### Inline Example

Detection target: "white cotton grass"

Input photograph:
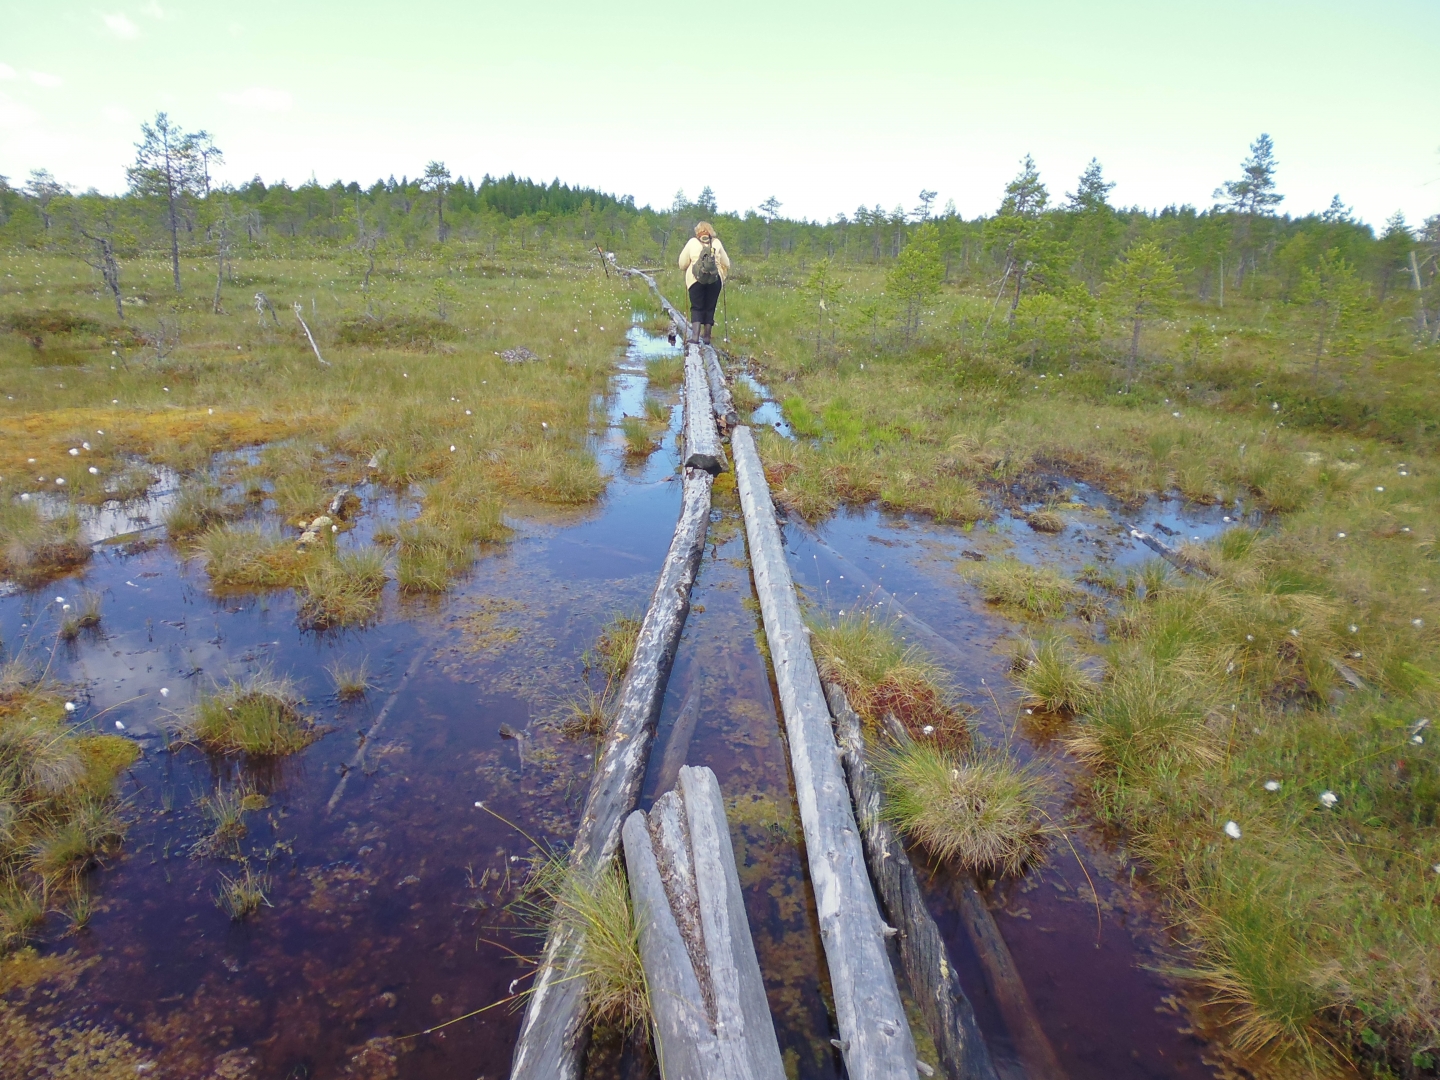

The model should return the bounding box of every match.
[159,687,170,698]
[1264,780,1281,791]
[1319,791,1338,808]
[1224,821,1242,839]
[64,701,76,712]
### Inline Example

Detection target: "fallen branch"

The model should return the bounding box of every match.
[293,302,331,366]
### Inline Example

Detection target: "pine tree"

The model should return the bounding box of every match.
[1104,240,1180,365]
[1294,248,1366,375]
[886,222,943,343]
[127,113,208,293]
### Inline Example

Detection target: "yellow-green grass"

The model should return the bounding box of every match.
[186,671,317,757]
[297,548,387,629]
[326,658,372,700]
[215,865,271,921]
[1013,634,1098,715]
[0,502,88,586]
[0,661,136,952]
[808,611,969,745]
[526,856,649,1035]
[1068,522,1440,1071]
[964,557,1085,619]
[0,249,634,586]
[878,741,1050,876]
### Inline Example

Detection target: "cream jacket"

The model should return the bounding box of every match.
[678,235,731,289]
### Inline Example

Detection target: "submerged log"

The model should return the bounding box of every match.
[621,765,786,1080]
[731,424,919,1080]
[701,344,739,430]
[823,682,998,1080]
[954,882,1066,1080]
[652,677,703,798]
[684,345,728,474]
[509,467,714,1080]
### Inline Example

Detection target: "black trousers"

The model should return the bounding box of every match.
[688,279,722,324]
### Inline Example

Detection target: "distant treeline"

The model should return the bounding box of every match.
[0,117,1435,322]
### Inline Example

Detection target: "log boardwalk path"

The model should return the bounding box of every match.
[510,275,1003,1080]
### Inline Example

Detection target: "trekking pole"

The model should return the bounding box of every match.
[723,284,729,345]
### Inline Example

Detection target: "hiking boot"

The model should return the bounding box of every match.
[701,323,713,345]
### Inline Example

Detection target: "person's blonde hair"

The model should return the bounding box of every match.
[694,221,715,239]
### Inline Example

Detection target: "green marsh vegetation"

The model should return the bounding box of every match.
[810,614,1050,874]
[182,670,316,757]
[0,661,136,951]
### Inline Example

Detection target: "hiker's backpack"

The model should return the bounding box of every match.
[694,237,721,284]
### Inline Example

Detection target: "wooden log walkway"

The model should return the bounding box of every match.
[622,765,786,1080]
[731,424,921,1080]
[509,333,723,1079]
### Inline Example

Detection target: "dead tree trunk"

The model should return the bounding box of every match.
[621,765,786,1080]
[824,683,998,1080]
[731,424,919,1080]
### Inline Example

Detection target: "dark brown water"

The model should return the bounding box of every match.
[2,321,1236,1079]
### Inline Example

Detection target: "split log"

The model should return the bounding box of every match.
[823,682,998,1080]
[510,468,714,1080]
[730,424,919,1080]
[684,345,728,474]
[624,267,690,337]
[701,344,739,429]
[621,765,786,1080]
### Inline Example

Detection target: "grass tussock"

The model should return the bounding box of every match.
[0,503,89,586]
[326,658,372,700]
[527,856,649,1034]
[964,556,1084,619]
[165,484,241,539]
[215,865,271,921]
[879,741,1050,876]
[198,524,316,588]
[620,416,659,457]
[564,614,641,739]
[0,661,135,952]
[1014,635,1098,715]
[297,548,387,629]
[186,671,317,757]
[809,611,969,746]
[645,355,683,389]
[58,592,103,642]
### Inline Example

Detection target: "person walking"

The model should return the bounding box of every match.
[677,221,730,346]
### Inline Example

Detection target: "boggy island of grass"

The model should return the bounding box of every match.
[1,99,1438,1080]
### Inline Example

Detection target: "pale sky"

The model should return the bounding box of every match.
[2,0,1437,228]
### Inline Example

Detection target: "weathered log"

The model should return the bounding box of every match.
[510,468,714,1080]
[701,344,739,429]
[823,682,998,1080]
[684,345,728,474]
[622,766,786,1080]
[631,269,689,335]
[730,424,919,1080]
